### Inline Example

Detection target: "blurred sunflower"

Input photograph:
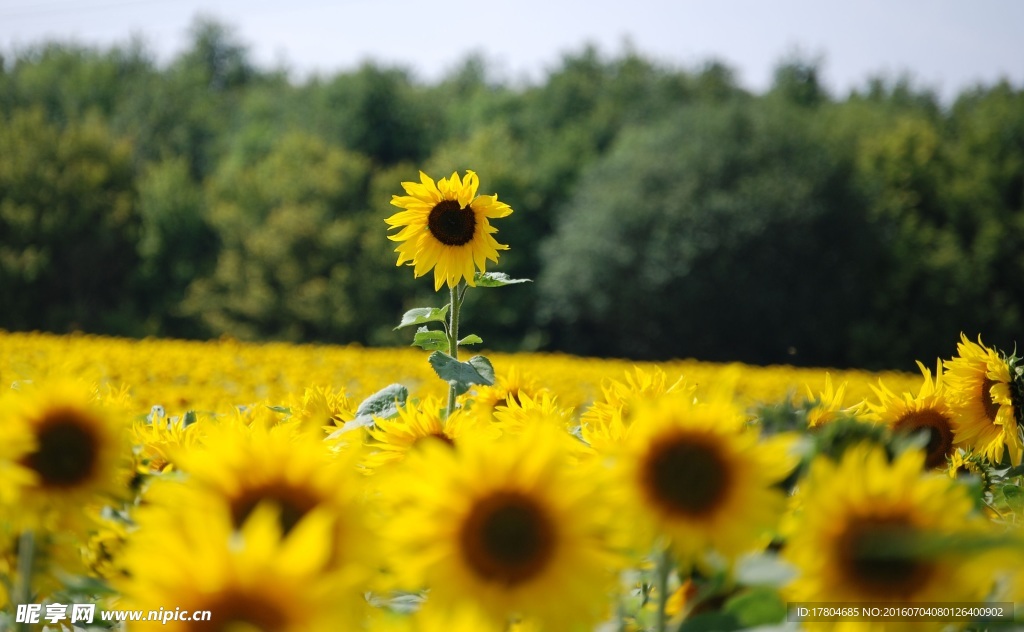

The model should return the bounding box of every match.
[122,502,360,631]
[865,361,955,469]
[783,445,992,617]
[804,373,861,428]
[368,605,507,632]
[581,367,692,452]
[152,423,372,577]
[470,366,545,421]
[615,395,796,561]
[0,382,129,530]
[385,427,623,631]
[286,384,356,437]
[364,396,495,470]
[131,414,203,476]
[492,391,575,435]
[386,170,513,291]
[944,334,1020,465]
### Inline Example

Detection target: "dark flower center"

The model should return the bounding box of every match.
[427,200,476,246]
[22,409,100,489]
[837,516,933,599]
[981,378,1000,422]
[413,432,456,450]
[459,491,556,586]
[893,409,954,469]
[642,432,731,518]
[231,483,322,535]
[196,589,290,632]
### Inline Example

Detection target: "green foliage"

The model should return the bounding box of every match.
[308,63,440,166]
[427,352,495,396]
[539,100,881,366]
[394,306,450,330]
[354,383,408,423]
[0,108,139,333]
[412,327,449,352]
[473,272,532,287]
[1,23,1022,369]
[181,132,373,341]
[134,157,217,336]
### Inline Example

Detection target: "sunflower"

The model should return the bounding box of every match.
[364,396,495,470]
[944,334,1021,465]
[131,413,203,476]
[0,381,129,530]
[614,394,796,561]
[286,384,356,437]
[470,366,546,422]
[783,445,992,628]
[864,361,955,469]
[384,427,623,631]
[804,373,861,428]
[121,502,360,631]
[150,422,374,581]
[387,170,513,291]
[491,391,576,435]
[581,367,692,452]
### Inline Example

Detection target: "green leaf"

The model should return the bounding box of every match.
[676,612,742,632]
[182,410,198,427]
[412,327,450,352]
[1003,484,1024,512]
[328,384,408,439]
[394,305,449,330]
[473,271,533,287]
[428,352,495,394]
[266,405,291,415]
[57,573,116,596]
[1002,464,1024,478]
[723,587,787,627]
[355,383,408,420]
[458,334,483,346]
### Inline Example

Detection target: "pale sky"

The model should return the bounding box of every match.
[1,0,1022,100]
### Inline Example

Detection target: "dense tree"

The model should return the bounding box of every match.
[181,132,373,342]
[539,101,882,366]
[1,23,1022,368]
[0,109,138,333]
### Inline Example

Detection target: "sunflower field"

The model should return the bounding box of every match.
[3,168,1024,632]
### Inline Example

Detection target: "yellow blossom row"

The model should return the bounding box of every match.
[0,330,919,420]
[2,328,1024,631]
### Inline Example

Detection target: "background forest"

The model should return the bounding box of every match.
[1,19,1022,370]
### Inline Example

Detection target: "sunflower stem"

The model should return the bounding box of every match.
[655,546,672,632]
[445,281,463,417]
[15,531,35,632]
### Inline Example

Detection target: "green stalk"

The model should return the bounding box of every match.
[16,531,35,632]
[445,282,463,418]
[655,546,672,632]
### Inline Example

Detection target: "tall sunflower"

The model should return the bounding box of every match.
[614,394,796,561]
[384,427,623,631]
[121,502,360,631]
[944,334,1021,465]
[387,170,513,291]
[783,445,992,617]
[0,382,129,531]
[865,361,955,469]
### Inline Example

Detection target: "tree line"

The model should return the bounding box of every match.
[1,18,1021,370]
